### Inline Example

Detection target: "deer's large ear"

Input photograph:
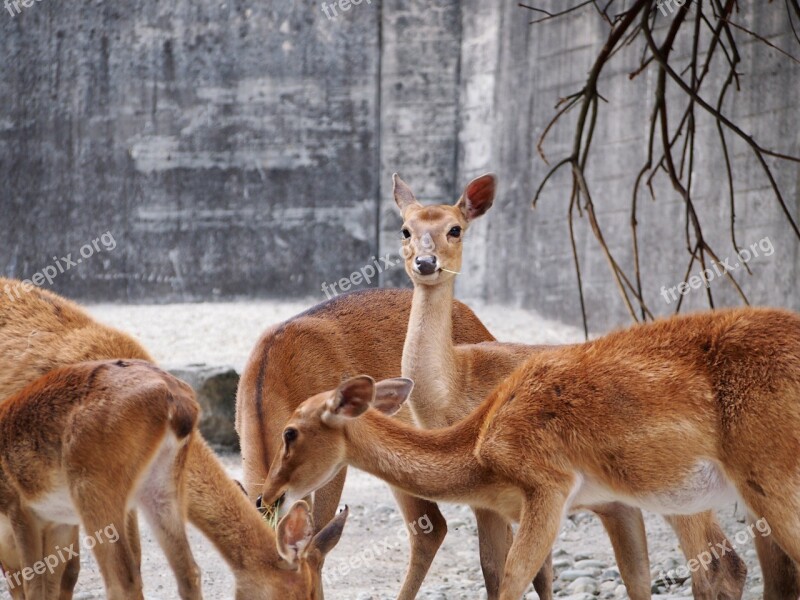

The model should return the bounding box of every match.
[393,173,420,214]
[310,505,349,557]
[456,173,496,221]
[277,500,315,565]
[373,378,414,416]
[323,375,376,426]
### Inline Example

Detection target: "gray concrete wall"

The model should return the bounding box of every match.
[1,1,798,329]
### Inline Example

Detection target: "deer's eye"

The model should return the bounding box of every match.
[448,226,462,238]
[283,428,298,445]
[401,228,411,239]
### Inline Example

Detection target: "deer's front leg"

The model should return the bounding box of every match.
[665,512,747,600]
[474,507,554,600]
[390,488,447,600]
[500,489,567,600]
[8,505,47,599]
[592,502,651,600]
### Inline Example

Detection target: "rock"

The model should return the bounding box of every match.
[168,364,240,448]
[750,585,764,595]
[560,569,601,581]
[558,594,595,600]
[614,584,628,597]
[575,559,606,570]
[600,581,618,593]
[554,557,574,569]
[525,592,540,600]
[601,567,620,581]
[568,577,598,595]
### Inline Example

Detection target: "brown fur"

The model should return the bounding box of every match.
[0,278,347,599]
[263,306,800,600]
[0,360,201,600]
[392,176,756,600]
[235,287,495,599]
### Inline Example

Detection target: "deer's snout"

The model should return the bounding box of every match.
[414,255,438,275]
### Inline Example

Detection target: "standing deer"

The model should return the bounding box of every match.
[262,306,800,600]
[390,172,772,600]
[0,279,348,599]
[236,288,505,599]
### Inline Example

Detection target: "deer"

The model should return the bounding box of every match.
[261,305,800,600]
[236,287,510,599]
[389,172,772,600]
[0,279,348,599]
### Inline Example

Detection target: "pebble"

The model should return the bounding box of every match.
[601,567,620,581]
[568,576,598,595]
[614,584,628,597]
[574,559,606,570]
[554,557,574,569]
[600,580,618,593]
[750,585,764,595]
[558,593,595,600]
[560,568,601,581]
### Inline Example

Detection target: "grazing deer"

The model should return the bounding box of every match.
[0,359,202,600]
[262,306,800,600]
[236,288,502,599]
[0,279,348,599]
[390,173,767,600]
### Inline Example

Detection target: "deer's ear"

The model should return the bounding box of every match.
[456,173,496,221]
[323,376,375,425]
[393,173,420,214]
[310,505,349,557]
[373,378,414,416]
[277,500,314,564]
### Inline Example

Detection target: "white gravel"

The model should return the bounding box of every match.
[1,298,764,599]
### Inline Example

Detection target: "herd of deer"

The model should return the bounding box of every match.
[0,174,799,600]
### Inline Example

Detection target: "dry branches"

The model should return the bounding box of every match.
[523,0,800,335]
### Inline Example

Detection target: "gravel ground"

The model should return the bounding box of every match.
[1,298,767,599]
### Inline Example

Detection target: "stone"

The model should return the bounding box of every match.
[560,569,601,581]
[168,364,240,448]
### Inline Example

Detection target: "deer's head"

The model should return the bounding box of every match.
[393,173,496,285]
[261,376,414,511]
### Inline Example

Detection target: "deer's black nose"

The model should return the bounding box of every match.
[415,256,438,275]
[256,494,263,509]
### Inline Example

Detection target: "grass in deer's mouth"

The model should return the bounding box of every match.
[259,495,284,529]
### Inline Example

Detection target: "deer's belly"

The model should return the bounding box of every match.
[29,484,81,525]
[571,460,737,515]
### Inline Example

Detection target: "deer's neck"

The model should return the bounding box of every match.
[185,436,281,575]
[344,408,488,502]
[402,280,460,420]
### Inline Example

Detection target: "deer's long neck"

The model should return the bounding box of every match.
[185,436,280,574]
[344,407,488,502]
[402,280,459,419]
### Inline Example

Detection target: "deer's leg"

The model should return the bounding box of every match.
[499,489,566,600]
[473,508,553,600]
[139,493,201,599]
[0,515,26,600]
[81,513,143,600]
[43,524,79,600]
[126,511,141,573]
[664,512,747,600]
[752,514,800,600]
[390,488,447,600]
[592,502,651,600]
[8,506,47,599]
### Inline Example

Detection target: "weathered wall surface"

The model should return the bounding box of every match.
[1,1,381,301]
[1,2,798,329]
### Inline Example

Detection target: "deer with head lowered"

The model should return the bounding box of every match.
[262,306,800,600]
[236,287,502,599]
[0,280,348,599]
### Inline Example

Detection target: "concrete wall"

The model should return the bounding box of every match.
[1,1,798,329]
